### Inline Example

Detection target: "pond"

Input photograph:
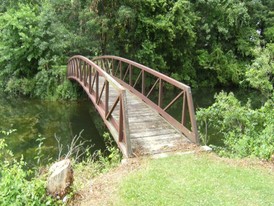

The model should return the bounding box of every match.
[0,92,107,166]
[0,87,263,164]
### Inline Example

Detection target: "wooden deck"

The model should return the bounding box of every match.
[99,77,190,155]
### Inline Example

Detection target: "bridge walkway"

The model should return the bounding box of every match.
[97,76,190,155]
[67,55,198,157]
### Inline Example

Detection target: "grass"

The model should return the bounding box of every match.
[117,154,274,206]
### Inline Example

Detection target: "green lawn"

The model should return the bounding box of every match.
[117,154,274,206]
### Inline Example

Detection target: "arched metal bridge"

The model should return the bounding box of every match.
[67,55,199,157]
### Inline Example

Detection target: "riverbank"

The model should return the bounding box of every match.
[70,151,274,205]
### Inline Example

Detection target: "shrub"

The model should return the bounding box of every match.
[33,66,77,100]
[0,138,56,205]
[196,92,274,160]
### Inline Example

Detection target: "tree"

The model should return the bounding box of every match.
[245,43,274,97]
[194,0,257,86]
[0,2,73,97]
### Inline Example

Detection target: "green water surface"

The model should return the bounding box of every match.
[0,92,106,165]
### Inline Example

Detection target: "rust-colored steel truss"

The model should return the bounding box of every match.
[68,55,199,157]
[93,56,199,144]
[67,55,132,157]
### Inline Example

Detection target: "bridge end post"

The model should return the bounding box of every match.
[120,90,133,157]
[186,88,200,144]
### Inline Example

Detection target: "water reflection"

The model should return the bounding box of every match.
[0,93,106,165]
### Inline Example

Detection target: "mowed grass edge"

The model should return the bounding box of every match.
[116,154,274,206]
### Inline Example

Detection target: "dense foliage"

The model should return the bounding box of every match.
[0,0,273,158]
[0,129,121,205]
[197,43,273,159]
[197,92,273,159]
[0,137,55,205]
[0,0,273,94]
[0,1,76,99]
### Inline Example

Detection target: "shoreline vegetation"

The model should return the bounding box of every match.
[0,0,273,205]
[1,133,273,205]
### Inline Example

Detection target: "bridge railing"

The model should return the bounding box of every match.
[67,55,132,157]
[93,56,199,144]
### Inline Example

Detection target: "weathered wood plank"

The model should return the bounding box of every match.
[130,129,180,138]
[92,75,189,155]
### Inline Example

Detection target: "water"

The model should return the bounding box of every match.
[0,87,263,164]
[0,92,107,165]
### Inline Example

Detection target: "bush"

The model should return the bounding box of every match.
[0,138,56,205]
[197,92,274,160]
[33,66,77,100]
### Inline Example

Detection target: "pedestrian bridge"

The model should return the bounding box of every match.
[67,55,199,157]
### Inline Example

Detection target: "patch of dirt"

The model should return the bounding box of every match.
[173,140,201,152]
[70,158,146,206]
[132,140,200,157]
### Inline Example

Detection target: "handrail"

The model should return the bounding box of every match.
[93,55,199,144]
[67,55,132,157]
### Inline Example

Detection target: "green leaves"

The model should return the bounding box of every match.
[0,0,273,98]
[245,43,274,96]
[197,92,274,160]
[0,139,54,205]
[0,1,75,99]
[0,4,39,76]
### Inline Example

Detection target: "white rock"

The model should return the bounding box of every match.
[121,158,128,164]
[47,159,73,198]
[201,145,212,152]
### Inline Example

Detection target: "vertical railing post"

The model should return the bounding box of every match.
[96,71,99,103]
[118,95,124,142]
[77,59,79,79]
[142,70,145,95]
[129,65,132,86]
[75,60,78,77]
[186,88,199,144]
[158,78,163,108]
[84,62,87,86]
[105,81,109,118]
[72,60,74,76]
[119,90,132,157]
[102,59,106,71]
[111,58,114,76]
[76,59,79,78]
[80,61,83,81]
[79,60,81,80]
[89,65,92,93]
[119,61,122,80]
[182,91,186,126]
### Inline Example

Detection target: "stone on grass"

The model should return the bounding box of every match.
[47,159,73,199]
[121,158,128,164]
[201,145,212,152]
